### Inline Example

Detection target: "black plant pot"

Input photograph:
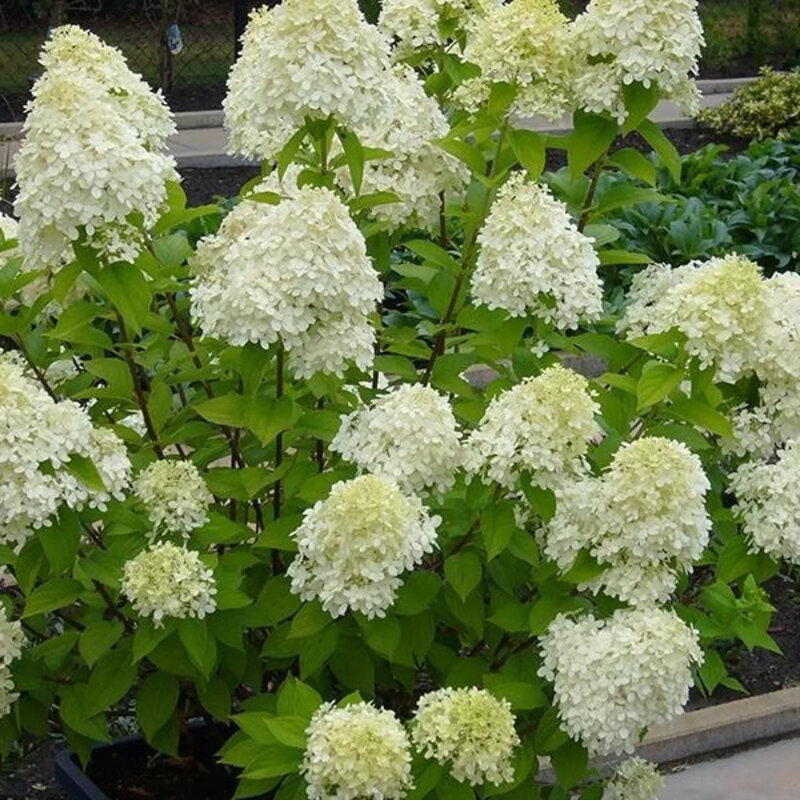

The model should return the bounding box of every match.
[55,721,237,800]
[56,732,146,800]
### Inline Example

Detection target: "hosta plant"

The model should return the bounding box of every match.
[0,2,795,799]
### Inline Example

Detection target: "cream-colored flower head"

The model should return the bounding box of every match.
[455,0,576,120]
[0,666,19,720]
[0,606,25,668]
[302,702,414,800]
[134,460,213,539]
[605,758,665,800]
[190,186,382,379]
[13,25,176,269]
[0,352,130,548]
[539,607,703,756]
[224,0,393,161]
[336,64,469,231]
[731,440,800,564]
[620,256,766,383]
[545,437,711,605]
[411,687,519,786]
[379,0,500,54]
[571,0,704,122]
[465,365,601,491]
[331,384,463,495]
[287,474,439,618]
[471,173,602,330]
[121,542,217,627]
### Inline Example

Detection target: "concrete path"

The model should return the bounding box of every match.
[0,76,749,171]
[661,737,800,799]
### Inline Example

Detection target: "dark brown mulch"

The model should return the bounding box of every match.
[0,740,66,799]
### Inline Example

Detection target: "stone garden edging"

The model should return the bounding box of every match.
[639,686,800,765]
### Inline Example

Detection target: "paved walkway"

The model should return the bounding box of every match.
[0,77,748,172]
[661,737,800,799]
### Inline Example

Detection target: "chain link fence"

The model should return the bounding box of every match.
[1,0,799,118]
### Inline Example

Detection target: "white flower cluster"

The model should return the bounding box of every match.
[303,702,413,800]
[0,606,26,720]
[604,758,665,800]
[622,260,800,456]
[287,475,439,618]
[411,687,519,786]
[133,460,213,539]
[331,384,463,495]
[571,0,704,122]
[731,441,800,564]
[224,0,393,162]
[13,25,176,269]
[545,437,711,605]
[190,186,382,379]
[465,365,601,491]
[379,0,497,53]
[121,542,217,627]
[471,174,603,330]
[620,256,766,383]
[539,607,703,756]
[0,353,130,548]
[456,0,576,120]
[337,65,469,231]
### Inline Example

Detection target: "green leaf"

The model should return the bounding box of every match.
[358,615,401,659]
[481,501,516,561]
[436,137,487,175]
[509,129,546,179]
[262,716,308,749]
[194,394,249,427]
[551,740,589,791]
[247,396,294,447]
[338,130,364,195]
[568,111,618,177]
[289,601,332,639]
[79,621,124,667]
[278,125,308,179]
[405,240,460,272]
[64,453,106,493]
[137,672,180,741]
[177,618,217,680]
[23,579,83,618]
[276,676,323,719]
[60,687,110,743]
[444,552,482,602]
[593,185,665,217]
[132,618,173,662]
[394,572,442,616]
[482,674,546,711]
[598,249,652,266]
[607,148,656,186]
[86,650,137,717]
[638,119,682,183]
[96,263,151,337]
[198,675,232,721]
[152,232,193,270]
[636,361,683,410]
[668,398,733,438]
[241,746,302,780]
[622,81,661,134]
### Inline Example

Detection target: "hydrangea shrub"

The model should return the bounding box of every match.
[0,3,793,798]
